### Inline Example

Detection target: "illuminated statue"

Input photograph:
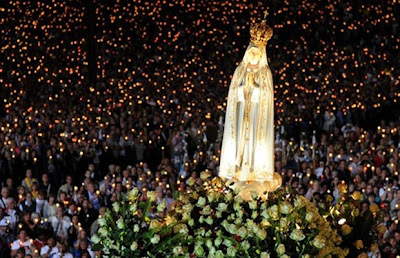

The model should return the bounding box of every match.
[219,13,281,197]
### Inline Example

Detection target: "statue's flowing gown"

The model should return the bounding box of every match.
[219,43,274,181]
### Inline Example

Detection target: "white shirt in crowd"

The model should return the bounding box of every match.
[40,245,58,257]
[4,209,19,229]
[11,239,31,254]
[50,252,74,258]
[51,216,71,239]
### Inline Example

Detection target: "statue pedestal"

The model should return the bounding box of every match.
[225,172,282,201]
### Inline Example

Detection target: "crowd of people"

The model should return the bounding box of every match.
[0,0,399,257]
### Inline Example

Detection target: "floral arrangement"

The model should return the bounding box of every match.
[93,172,349,257]
[91,188,179,257]
[320,182,380,258]
[163,173,347,257]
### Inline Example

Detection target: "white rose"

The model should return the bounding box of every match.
[91,234,100,244]
[209,246,216,255]
[227,246,237,257]
[130,241,138,251]
[260,202,267,210]
[261,209,269,219]
[182,212,191,221]
[130,203,138,212]
[234,195,243,203]
[221,220,229,230]
[133,224,140,233]
[268,205,279,220]
[215,250,224,258]
[260,219,270,227]
[150,234,160,244]
[252,224,260,235]
[199,216,205,224]
[179,225,189,235]
[276,244,285,255]
[246,219,255,228]
[217,203,228,212]
[241,240,250,250]
[227,224,238,234]
[260,252,270,258]
[98,227,107,236]
[223,239,233,247]
[116,218,124,229]
[173,246,183,255]
[112,202,120,213]
[207,191,218,203]
[289,228,305,241]
[206,239,213,248]
[313,235,326,249]
[202,205,212,215]
[237,226,248,238]
[196,197,206,207]
[128,188,139,200]
[147,191,157,202]
[249,200,257,210]
[280,201,293,214]
[194,245,205,257]
[182,203,193,213]
[280,217,289,229]
[234,217,242,225]
[256,229,267,240]
[149,220,161,230]
[236,210,244,219]
[205,216,213,225]
[98,217,106,226]
[305,212,314,222]
[215,237,222,247]
[233,202,241,212]
[157,201,166,212]
[188,219,195,227]
[196,227,206,236]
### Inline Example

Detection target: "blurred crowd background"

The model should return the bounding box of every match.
[0,0,399,257]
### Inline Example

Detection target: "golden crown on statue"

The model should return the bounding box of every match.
[250,10,273,46]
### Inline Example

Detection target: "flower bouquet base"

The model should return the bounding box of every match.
[164,176,347,257]
[93,174,380,257]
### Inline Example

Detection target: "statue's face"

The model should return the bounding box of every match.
[248,47,262,66]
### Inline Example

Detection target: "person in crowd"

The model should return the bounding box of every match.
[19,192,36,215]
[10,229,31,257]
[40,235,58,258]
[0,218,14,256]
[0,187,9,210]
[50,207,71,242]
[21,170,38,192]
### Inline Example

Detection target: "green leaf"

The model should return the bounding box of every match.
[92,243,102,251]
[138,202,148,210]
[141,228,157,240]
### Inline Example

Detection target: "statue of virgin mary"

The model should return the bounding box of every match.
[219,15,281,195]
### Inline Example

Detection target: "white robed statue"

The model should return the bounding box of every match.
[219,13,281,197]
